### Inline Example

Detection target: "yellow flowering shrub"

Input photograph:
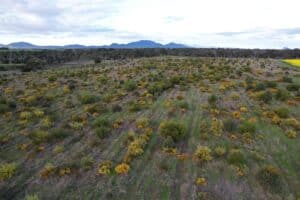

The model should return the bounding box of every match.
[98,161,112,175]
[196,177,207,186]
[40,163,56,179]
[240,107,248,113]
[286,130,297,139]
[214,146,226,157]
[115,163,130,175]
[210,118,223,136]
[194,145,212,162]
[0,163,17,180]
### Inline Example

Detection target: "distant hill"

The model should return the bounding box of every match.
[2,40,189,49]
[8,42,38,49]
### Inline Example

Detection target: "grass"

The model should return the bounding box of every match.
[0,57,299,199]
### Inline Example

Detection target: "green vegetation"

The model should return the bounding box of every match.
[0,56,299,199]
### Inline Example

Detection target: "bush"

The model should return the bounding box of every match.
[128,101,142,112]
[25,194,39,200]
[95,127,111,139]
[92,116,112,138]
[258,91,272,103]
[214,146,226,157]
[80,156,94,170]
[79,92,97,104]
[275,89,290,101]
[255,82,266,91]
[159,120,186,142]
[223,118,238,132]
[286,84,299,91]
[93,117,111,128]
[282,76,293,83]
[227,149,247,166]
[112,104,122,112]
[0,103,9,114]
[115,163,130,175]
[50,128,71,141]
[175,101,189,110]
[98,161,112,175]
[0,163,17,180]
[29,130,50,144]
[48,75,57,82]
[208,94,217,105]
[265,81,277,88]
[163,136,176,148]
[239,121,256,134]
[124,80,137,91]
[257,165,283,193]
[25,194,40,200]
[274,107,289,118]
[194,145,212,162]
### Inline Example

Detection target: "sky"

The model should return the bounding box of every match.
[0,0,300,49]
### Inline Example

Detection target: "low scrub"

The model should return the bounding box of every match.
[194,145,212,162]
[159,120,187,142]
[257,165,283,193]
[0,163,17,180]
[227,149,247,166]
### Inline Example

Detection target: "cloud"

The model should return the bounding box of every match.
[0,0,300,48]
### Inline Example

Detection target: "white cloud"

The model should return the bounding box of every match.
[0,0,300,48]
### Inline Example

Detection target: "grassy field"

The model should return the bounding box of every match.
[283,59,300,67]
[0,57,299,200]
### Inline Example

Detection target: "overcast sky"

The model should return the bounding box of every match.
[1,0,300,48]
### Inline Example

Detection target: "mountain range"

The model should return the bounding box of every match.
[0,40,189,49]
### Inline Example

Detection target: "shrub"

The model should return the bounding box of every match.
[0,163,17,180]
[29,130,50,144]
[40,163,56,178]
[53,145,64,154]
[0,103,9,114]
[275,89,290,101]
[25,194,40,200]
[208,94,217,105]
[257,165,283,193]
[92,117,110,128]
[80,156,94,170]
[274,107,289,118]
[159,120,186,142]
[265,81,277,88]
[124,80,137,91]
[48,75,57,82]
[95,127,111,139]
[136,117,150,129]
[239,121,256,134]
[286,84,299,91]
[223,118,238,132]
[128,101,142,112]
[115,163,130,175]
[282,76,293,83]
[196,177,207,186]
[98,161,112,175]
[112,104,122,112]
[286,129,297,139]
[210,118,224,136]
[214,146,226,157]
[20,111,32,120]
[79,92,97,104]
[194,145,212,162]
[258,91,272,103]
[175,101,189,110]
[227,149,246,166]
[163,136,175,148]
[255,82,266,91]
[50,128,70,141]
